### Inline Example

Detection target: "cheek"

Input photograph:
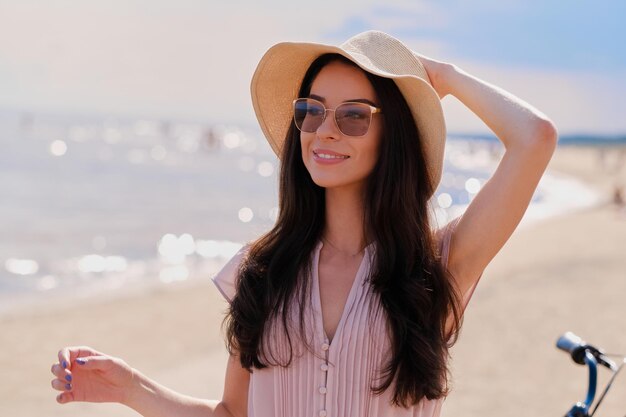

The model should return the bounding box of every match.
[363,131,383,168]
[350,141,380,182]
[299,133,311,157]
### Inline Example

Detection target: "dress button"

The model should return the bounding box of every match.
[319,410,327,417]
[319,386,327,394]
[321,343,330,351]
[320,363,329,371]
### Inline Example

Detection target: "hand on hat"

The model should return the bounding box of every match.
[413,52,454,100]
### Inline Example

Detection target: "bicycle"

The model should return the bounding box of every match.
[557,332,626,417]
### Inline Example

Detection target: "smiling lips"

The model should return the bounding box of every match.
[313,149,350,164]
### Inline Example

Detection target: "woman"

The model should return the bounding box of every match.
[50,31,557,417]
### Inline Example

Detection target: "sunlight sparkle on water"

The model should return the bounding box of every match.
[257,161,274,177]
[5,258,39,275]
[223,132,241,149]
[465,178,482,194]
[49,140,67,156]
[158,233,196,264]
[37,275,59,291]
[437,193,453,209]
[238,207,254,223]
[77,255,128,273]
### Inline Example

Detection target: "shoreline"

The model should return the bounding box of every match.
[1,143,625,416]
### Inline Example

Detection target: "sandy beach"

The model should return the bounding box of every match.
[1,144,625,417]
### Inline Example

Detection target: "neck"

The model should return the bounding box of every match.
[322,185,369,256]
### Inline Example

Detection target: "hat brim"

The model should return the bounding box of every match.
[250,40,446,191]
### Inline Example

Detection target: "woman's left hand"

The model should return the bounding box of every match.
[413,52,454,100]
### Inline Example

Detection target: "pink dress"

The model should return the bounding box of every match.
[212,219,480,417]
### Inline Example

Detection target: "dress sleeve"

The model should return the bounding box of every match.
[438,216,482,312]
[211,244,250,303]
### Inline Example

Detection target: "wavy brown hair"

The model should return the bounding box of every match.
[224,53,462,407]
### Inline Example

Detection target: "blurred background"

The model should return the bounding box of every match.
[1,1,625,416]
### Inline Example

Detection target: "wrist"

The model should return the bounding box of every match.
[442,63,470,99]
[122,368,149,409]
[432,62,457,99]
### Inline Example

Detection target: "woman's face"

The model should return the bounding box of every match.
[299,61,383,192]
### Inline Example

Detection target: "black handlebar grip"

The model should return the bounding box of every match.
[557,332,587,365]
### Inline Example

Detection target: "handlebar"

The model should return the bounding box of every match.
[557,332,588,364]
[557,332,616,370]
[556,332,622,417]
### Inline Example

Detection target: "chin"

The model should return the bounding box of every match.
[308,173,364,190]
[309,175,340,188]
[304,162,369,190]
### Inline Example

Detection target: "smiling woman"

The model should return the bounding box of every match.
[50,30,557,417]
[299,60,384,191]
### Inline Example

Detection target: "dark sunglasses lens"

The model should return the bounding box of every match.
[294,99,324,132]
[335,103,371,136]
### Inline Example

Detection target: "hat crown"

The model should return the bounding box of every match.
[340,30,431,86]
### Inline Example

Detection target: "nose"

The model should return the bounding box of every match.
[315,109,340,141]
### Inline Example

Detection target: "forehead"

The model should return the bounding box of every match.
[309,61,378,103]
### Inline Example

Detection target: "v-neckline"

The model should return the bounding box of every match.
[312,240,372,347]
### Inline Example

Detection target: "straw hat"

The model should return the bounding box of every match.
[250,30,446,192]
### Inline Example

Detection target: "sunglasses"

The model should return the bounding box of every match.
[292,98,382,137]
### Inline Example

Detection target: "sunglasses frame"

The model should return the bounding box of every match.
[292,98,382,137]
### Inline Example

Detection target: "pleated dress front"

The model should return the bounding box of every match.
[212,221,478,417]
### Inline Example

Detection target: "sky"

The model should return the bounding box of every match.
[0,0,624,134]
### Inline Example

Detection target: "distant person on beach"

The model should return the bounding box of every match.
[203,127,220,152]
[597,147,626,175]
[614,184,624,205]
[613,184,625,218]
[51,31,558,416]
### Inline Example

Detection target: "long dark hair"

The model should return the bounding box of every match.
[224,53,462,407]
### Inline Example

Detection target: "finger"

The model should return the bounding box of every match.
[56,391,75,404]
[72,355,114,371]
[50,363,72,380]
[58,346,103,370]
[51,378,73,392]
[57,349,70,371]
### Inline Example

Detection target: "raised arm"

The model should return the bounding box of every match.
[51,347,249,417]
[418,53,558,296]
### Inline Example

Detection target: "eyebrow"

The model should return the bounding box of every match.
[309,94,378,107]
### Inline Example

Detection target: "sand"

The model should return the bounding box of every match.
[1,144,625,417]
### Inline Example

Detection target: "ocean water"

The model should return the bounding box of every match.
[0,110,605,314]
